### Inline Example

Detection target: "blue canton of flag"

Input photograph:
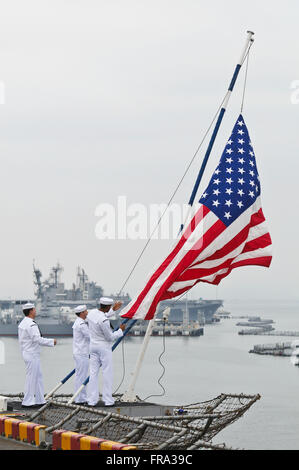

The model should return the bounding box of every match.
[199,114,260,226]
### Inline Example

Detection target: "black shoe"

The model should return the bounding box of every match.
[104,404,115,407]
[22,403,46,409]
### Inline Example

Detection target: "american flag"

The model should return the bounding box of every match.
[121,115,272,321]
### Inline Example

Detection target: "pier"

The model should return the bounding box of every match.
[239,329,299,337]
[238,325,274,335]
[262,331,299,337]
[249,342,293,356]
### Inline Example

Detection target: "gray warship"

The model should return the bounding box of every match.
[0,262,223,337]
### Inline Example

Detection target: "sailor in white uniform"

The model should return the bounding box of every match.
[72,305,90,404]
[18,303,57,408]
[87,297,125,407]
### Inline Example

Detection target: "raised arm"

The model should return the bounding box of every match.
[99,319,124,342]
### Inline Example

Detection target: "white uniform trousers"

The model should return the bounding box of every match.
[88,345,114,406]
[73,354,89,403]
[22,353,45,406]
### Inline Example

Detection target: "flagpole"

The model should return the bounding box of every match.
[116,31,255,348]
[118,31,255,402]
[65,31,255,405]
[120,318,156,402]
[45,369,76,400]
[179,31,254,235]
[187,30,254,209]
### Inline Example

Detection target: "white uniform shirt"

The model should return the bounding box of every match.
[18,316,54,355]
[87,308,123,347]
[72,317,90,356]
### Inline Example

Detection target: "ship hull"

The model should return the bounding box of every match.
[0,297,222,337]
[0,323,204,338]
[0,323,73,337]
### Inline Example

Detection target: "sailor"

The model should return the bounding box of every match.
[18,303,57,408]
[72,305,90,404]
[87,297,125,407]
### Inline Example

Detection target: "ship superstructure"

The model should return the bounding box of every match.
[0,263,223,336]
[33,262,106,313]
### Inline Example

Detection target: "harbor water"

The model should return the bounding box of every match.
[0,299,298,450]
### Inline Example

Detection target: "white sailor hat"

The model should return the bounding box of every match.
[74,305,87,314]
[99,297,113,306]
[22,302,35,311]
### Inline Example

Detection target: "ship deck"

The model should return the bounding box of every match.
[0,392,260,450]
[0,435,39,450]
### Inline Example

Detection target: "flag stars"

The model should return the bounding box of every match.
[225,200,233,207]
[201,116,261,224]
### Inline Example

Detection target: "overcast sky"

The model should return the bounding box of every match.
[0,0,298,302]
